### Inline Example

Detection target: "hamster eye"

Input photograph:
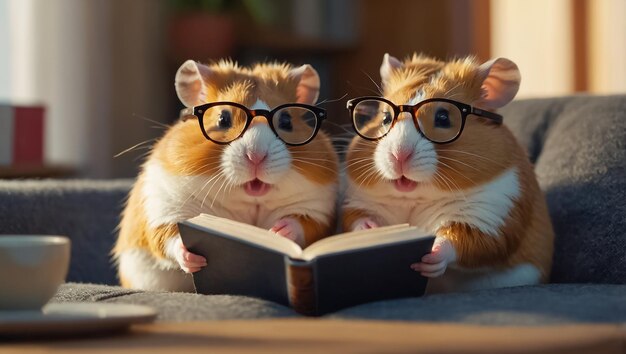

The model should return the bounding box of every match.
[434,108,451,128]
[278,112,293,132]
[217,110,232,129]
[382,111,393,125]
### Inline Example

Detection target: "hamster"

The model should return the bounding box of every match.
[342,53,554,293]
[113,60,338,292]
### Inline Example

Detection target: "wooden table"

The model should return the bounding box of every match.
[3,319,625,354]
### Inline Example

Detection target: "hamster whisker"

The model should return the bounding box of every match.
[316,92,348,106]
[114,138,157,158]
[343,158,376,170]
[436,149,508,168]
[443,82,463,98]
[290,158,337,173]
[436,160,477,187]
[339,148,376,155]
[361,167,382,187]
[178,166,224,208]
[346,80,381,96]
[361,70,384,96]
[210,175,232,208]
[343,163,376,177]
[288,156,335,163]
[289,152,336,157]
[438,156,482,173]
[133,150,154,163]
[200,171,227,210]
[433,170,468,203]
[179,160,223,174]
[178,160,222,177]
[132,113,171,130]
[341,146,377,152]
[324,122,356,135]
[355,167,380,189]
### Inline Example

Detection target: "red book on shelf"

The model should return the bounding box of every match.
[12,106,45,165]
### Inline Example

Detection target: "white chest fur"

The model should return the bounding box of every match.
[141,159,337,230]
[344,167,521,236]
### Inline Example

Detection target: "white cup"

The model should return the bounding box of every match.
[0,235,70,311]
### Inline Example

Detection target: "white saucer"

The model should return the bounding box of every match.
[0,302,157,338]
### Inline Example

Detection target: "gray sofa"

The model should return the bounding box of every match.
[1,95,625,325]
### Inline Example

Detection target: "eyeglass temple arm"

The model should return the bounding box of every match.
[179,107,196,121]
[471,107,503,124]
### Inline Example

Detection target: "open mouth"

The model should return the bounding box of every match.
[244,178,271,197]
[394,176,418,192]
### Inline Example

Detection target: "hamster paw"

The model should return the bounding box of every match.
[171,236,207,273]
[352,217,379,231]
[270,218,305,247]
[410,237,457,278]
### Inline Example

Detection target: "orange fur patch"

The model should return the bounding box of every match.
[341,208,376,233]
[287,214,334,247]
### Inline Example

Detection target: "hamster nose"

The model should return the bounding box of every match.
[392,149,413,164]
[392,149,413,173]
[247,151,268,165]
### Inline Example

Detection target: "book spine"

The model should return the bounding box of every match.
[286,259,317,316]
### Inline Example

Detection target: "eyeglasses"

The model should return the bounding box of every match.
[347,96,503,144]
[180,102,326,146]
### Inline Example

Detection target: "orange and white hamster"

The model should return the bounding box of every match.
[114,60,338,291]
[342,54,554,293]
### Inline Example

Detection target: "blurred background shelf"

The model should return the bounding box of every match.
[1,0,622,178]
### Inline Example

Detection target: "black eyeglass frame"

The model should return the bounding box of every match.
[180,102,327,146]
[346,96,503,144]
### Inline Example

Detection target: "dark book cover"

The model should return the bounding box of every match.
[179,222,290,306]
[179,220,435,316]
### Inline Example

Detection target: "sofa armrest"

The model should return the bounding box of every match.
[501,95,626,284]
[0,179,132,285]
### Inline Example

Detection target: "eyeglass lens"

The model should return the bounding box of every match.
[271,106,318,145]
[352,99,395,139]
[352,99,463,143]
[201,104,248,143]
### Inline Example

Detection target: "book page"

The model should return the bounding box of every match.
[301,225,431,261]
[185,214,303,258]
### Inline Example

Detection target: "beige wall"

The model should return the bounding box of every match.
[491,0,626,97]
[490,0,574,98]
[6,0,169,178]
[588,0,626,93]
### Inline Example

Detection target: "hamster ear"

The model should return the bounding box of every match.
[289,64,320,104]
[476,58,521,109]
[175,60,213,107]
[380,53,403,88]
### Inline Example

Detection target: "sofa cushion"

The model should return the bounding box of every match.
[0,179,132,285]
[52,283,626,324]
[332,283,626,325]
[501,95,626,284]
[52,283,298,321]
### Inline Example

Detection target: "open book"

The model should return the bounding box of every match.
[179,214,435,316]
